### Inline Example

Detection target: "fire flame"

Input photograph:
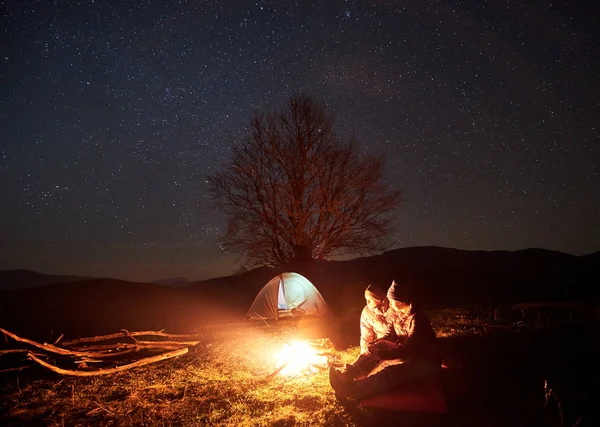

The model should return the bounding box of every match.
[275,340,328,377]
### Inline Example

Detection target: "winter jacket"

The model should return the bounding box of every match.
[378,305,441,365]
[359,305,391,354]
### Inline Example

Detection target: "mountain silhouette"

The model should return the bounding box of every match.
[151,277,190,287]
[0,269,94,291]
[0,247,598,339]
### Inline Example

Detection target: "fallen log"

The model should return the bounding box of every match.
[27,347,188,376]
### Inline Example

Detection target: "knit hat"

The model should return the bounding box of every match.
[386,279,410,303]
[364,284,386,301]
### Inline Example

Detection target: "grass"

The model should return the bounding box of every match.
[2,324,362,426]
[1,306,596,426]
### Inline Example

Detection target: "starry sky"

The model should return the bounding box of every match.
[1,0,599,282]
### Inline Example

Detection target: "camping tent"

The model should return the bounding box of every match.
[245,272,331,320]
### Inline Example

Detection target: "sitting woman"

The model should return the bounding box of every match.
[344,283,391,379]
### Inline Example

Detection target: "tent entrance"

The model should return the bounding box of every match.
[277,280,296,318]
[277,281,288,310]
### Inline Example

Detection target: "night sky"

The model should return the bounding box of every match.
[1,1,599,282]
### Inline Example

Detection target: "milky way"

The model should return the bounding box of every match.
[1,1,598,282]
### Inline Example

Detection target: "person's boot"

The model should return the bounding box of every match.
[344,363,359,379]
[329,366,356,401]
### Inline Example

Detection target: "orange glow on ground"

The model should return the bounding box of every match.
[274,340,328,377]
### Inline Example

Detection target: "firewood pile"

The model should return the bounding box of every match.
[0,327,199,376]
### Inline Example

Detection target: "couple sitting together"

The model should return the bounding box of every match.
[329,280,441,401]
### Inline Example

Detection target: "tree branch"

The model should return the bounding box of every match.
[27,348,188,377]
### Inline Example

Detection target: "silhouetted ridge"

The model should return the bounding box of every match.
[0,247,598,339]
[0,269,94,291]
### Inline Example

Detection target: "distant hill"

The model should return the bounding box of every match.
[151,277,190,287]
[0,270,195,291]
[0,269,94,291]
[309,246,599,311]
[189,246,600,314]
[582,251,600,264]
[1,247,598,339]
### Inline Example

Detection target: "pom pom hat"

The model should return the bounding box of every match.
[386,279,411,303]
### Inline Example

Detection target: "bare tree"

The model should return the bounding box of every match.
[208,93,401,269]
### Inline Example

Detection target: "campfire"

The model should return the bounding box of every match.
[268,338,333,378]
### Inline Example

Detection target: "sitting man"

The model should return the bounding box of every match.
[329,279,441,401]
[344,283,391,379]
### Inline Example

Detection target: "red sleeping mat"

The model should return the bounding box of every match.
[359,378,448,413]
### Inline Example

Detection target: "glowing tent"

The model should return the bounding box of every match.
[245,273,331,320]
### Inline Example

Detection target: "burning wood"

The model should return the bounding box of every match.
[266,338,333,379]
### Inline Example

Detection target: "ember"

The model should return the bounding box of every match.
[274,339,329,377]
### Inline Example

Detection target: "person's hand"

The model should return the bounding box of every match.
[373,339,399,351]
[366,344,380,359]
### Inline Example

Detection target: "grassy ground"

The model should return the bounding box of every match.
[1,306,598,426]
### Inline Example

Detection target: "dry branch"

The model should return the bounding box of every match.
[0,349,45,358]
[1,327,198,376]
[88,347,141,358]
[0,366,31,374]
[69,340,198,353]
[1,328,198,358]
[27,347,188,376]
[65,343,138,351]
[136,340,200,347]
[62,330,199,346]
[0,327,106,357]
[264,363,289,381]
[75,358,105,364]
